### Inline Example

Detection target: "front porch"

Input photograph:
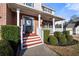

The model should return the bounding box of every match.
[7,3,65,49]
[42,19,64,35]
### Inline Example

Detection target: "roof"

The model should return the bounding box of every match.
[72,17,79,22]
[53,15,65,20]
[66,23,75,28]
[8,3,65,21]
[42,4,55,11]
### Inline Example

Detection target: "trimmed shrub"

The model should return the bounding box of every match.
[49,35,58,45]
[59,34,67,45]
[1,25,20,43]
[63,31,74,45]
[1,25,20,55]
[44,30,50,43]
[54,31,62,39]
[63,31,70,36]
[0,40,13,56]
[66,35,73,44]
[54,32,67,45]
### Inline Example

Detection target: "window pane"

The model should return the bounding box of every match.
[42,6,52,14]
[25,3,34,7]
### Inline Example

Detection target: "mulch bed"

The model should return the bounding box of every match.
[46,44,79,56]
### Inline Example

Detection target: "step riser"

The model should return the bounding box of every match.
[23,36,40,39]
[23,40,42,45]
[23,42,43,48]
[23,42,42,47]
[23,37,40,40]
[22,34,43,49]
[23,39,41,43]
[23,38,41,41]
[23,43,43,49]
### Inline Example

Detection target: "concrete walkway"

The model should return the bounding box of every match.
[20,44,58,56]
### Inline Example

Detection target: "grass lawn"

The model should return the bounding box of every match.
[46,43,79,56]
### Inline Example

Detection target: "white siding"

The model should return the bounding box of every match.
[75,26,79,35]
[66,28,73,35]
[34,3,42,11]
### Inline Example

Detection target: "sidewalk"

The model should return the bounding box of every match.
[20,44,58,56]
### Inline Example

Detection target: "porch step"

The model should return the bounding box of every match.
[23,38,41,43]
[28,33,37,36]
[23,42,43,49]
[23,35,43,49]
[23,36,40,39]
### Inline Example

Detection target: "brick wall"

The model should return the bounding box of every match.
[6,6,17,25]
[0,3,17,25]
[0,3,7,25]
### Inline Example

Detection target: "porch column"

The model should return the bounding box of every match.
[52,18,55,33]
[61,20,64,31]
[16,8,20,26]
[38,14,41,29]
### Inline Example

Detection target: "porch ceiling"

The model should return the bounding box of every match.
[7,3,65,21]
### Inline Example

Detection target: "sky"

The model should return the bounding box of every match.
[44,3,79,21]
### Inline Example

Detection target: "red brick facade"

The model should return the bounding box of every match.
[0,3,43,34]
[0,3,7,25]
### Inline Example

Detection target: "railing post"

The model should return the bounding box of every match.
[38,14,41,29]
[20,19,23,50]
[17,8,20,26]
[52,18,55,33]
[61,20,64,32]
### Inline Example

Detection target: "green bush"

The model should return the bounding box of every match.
[59,34,67,45]
[54,32,67,45]
[49,35,58,45]
[1,25,20,55]
[1,25,20,43]
[63,31,74,45]
[63,31,70,36]
[66,35,73,44]
[54,31,62,39]
[44,30,50,43]
[0,40,13,56]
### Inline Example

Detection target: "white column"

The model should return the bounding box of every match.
[17,8,20,26]
[38,14,41,29]
[61,21,64,32]
[48,23,49,28]
[37,14,44,43]
[20,19,23,50]
[52,18,55,33]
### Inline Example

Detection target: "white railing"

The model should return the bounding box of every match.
[42,27,63,33]
[42,28,53,34]
[37,28,44,43]
[20,20,23,50]
[55,28,63,32]
[37,27,63,44]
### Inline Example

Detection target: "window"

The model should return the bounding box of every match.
[42,6,52,14]
[24,3,34,7]
[49,22,53,28]
[55,24,62,28]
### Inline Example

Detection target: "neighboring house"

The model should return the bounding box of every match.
[66,17,79,35]
[0,3,65,49]
[66,23,75,35]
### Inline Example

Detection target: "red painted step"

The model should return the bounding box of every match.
[23,36,40,40]
[22,33,43,49]
[23,39,41,43]
[23,41,42,47]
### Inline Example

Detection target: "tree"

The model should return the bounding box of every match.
[69,15,79,23]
